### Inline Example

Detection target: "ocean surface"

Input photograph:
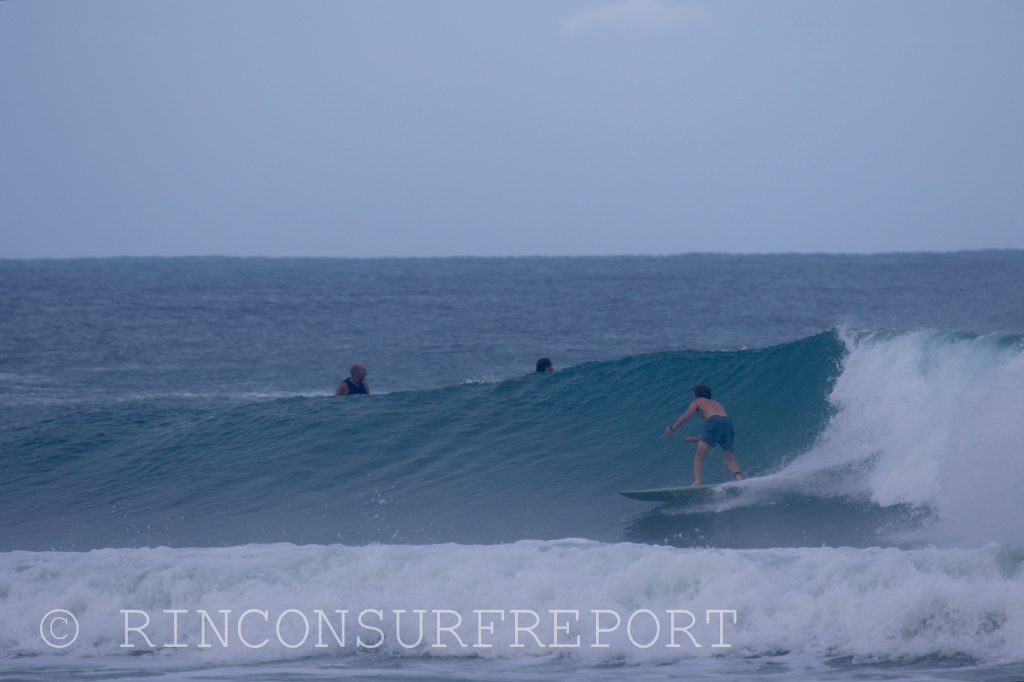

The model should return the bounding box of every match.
[2,252,1024,681]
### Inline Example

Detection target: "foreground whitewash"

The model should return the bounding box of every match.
[5,540,1024,665]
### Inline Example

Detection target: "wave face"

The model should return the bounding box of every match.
[4,329,1023,552]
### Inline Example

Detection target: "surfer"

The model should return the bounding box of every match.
[536,358,553,373]
[335,362,370,395]
[663,384,742,485]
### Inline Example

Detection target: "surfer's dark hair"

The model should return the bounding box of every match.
[536,358,552,372]
[694,384,712,399]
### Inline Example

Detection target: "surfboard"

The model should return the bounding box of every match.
[618,484,722,501]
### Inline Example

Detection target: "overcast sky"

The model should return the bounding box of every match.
[1,1,1022,257]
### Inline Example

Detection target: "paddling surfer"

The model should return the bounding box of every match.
[663,384,742,485]
[335,363,370,395]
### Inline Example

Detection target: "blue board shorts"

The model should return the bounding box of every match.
[700,415,735,451]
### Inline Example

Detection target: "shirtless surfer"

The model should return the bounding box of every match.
[335,363,370,395]
[663,384,742,486]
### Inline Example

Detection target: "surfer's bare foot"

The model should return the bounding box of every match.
[691,480,700,486]
[733,472,742,480]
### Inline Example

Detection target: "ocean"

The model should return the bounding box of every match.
[2,252,1024,681]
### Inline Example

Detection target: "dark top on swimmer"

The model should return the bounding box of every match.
[343,378,367,395]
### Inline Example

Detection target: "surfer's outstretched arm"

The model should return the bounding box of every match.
[663,401,698,437]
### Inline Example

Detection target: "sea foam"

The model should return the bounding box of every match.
[772,331,1024,546]
[3,540,1024,665]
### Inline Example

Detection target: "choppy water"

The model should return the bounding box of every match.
[2,253,1024,681]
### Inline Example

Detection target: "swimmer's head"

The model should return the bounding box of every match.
[536,358,553,373]
[694,384,711,399]
[350,363,368,382]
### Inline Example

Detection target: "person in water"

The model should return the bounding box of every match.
[536,358,553,373]
[335,363,370,395]
[663,384,742,485]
